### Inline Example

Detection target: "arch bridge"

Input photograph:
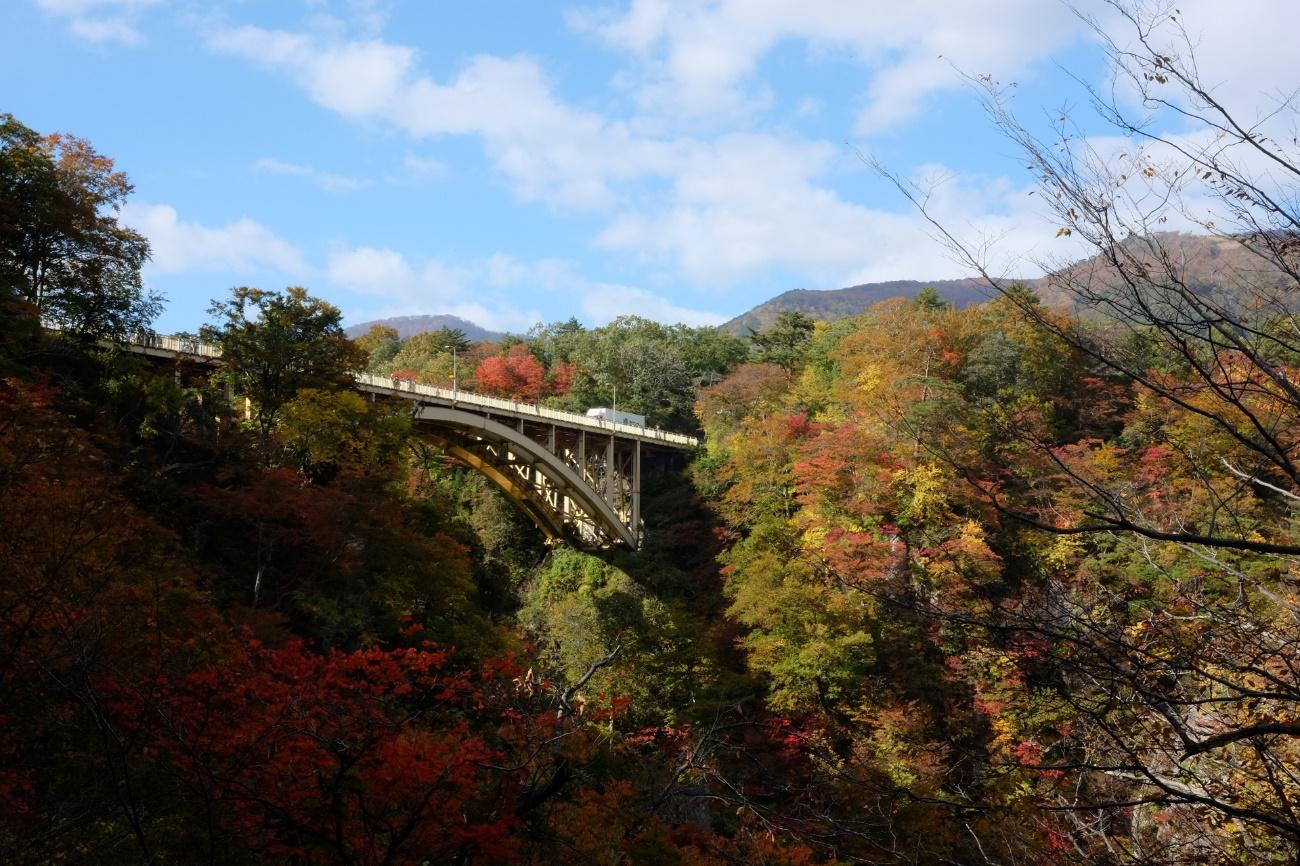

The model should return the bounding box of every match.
[129,335,699,550]
[357,374,697,549]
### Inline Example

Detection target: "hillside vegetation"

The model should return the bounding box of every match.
[7,4,1300,858]
[344,313,504,342]
[10,266,1300,861]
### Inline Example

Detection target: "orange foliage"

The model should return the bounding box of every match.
[474,344,549,402]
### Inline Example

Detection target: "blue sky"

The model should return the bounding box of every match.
[4,0,1292,334]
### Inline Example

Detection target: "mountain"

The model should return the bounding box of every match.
[720,233,1297,335]
[345,314,503,342]
[719,278,997,336]
[1048,231,1294,298]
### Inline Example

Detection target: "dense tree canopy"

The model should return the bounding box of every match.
[9,8,1300,858]
[531,315,748,430]
[474,343,552,402]
[695,287,1300,861]
[354,323,400,369]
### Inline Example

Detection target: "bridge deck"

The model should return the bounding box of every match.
[130,334,699,449]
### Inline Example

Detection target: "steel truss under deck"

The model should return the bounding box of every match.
[414,404,645,549]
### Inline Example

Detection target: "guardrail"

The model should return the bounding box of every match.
[356,373,699,447]
[126,333,699,448]
[130,332,223,358]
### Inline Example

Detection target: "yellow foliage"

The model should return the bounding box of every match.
[854,362,885,396]
[1043,534,1086,571]
[896,463,952,524]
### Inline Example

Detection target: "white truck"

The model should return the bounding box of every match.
[585,407,646,427]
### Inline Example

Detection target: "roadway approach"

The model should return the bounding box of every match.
[128,334,700,550]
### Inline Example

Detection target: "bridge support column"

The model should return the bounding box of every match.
[605,434,616,505]
[632,440,641,548]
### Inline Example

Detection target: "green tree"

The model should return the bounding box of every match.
[385,330,458,383]
[201,286,366,442]
[537,315,746,430]
[520,548,720,725]
[431,325,471,354]
[748,311,815,371]
[0,113,159,339]
[278,388,412,483]
[912,286,947,312]
[527,317,587,368]
[678,324,749,387]
[354,323,400,372]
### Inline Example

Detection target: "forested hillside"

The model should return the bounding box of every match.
[719,278,994,336]
[344,313,503,343]
[695,284,1300,861]
[6,2,1300,862]
[0,112,800,863]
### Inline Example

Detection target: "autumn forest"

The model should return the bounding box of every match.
[7,6,1300,865]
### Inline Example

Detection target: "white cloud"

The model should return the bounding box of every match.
[840,171,1068,286]
[484,253,531,288]
[66,0,1296,335]
[337,0,393,36]
[580,0,1281,136]
[474,255,726,327]
[327,246,465,308]
[1090,0,1300,118]
[206,22,942,289]
[580,284,726,326]
[329,246,722,330]
[402,153,445,178]
[213,5,1300,305]
[207,25,682,209]
[328,246,418,295]
[577,0,1082,130]
[1080,0,1300,168]
[596,133,894,284]
[36,0,159,13]
[122,202,307,275]
[255,157,368,192]
[326,247,554,330]
[481,254,579,293]
[598,141,1078,289]
[36,0,163,45]
[441,302,544,335]
[67,16,140,43]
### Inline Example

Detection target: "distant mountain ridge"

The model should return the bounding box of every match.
[721,233,1296,335]
[346,236,1292,342]
[720,278,999,336]
[345,314,503,342]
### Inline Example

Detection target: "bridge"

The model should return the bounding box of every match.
[128,335,699,550]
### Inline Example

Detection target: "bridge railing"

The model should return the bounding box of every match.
[129,332,224,358]
[356,373,699,447]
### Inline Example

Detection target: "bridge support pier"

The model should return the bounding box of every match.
[632,441,640,534]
